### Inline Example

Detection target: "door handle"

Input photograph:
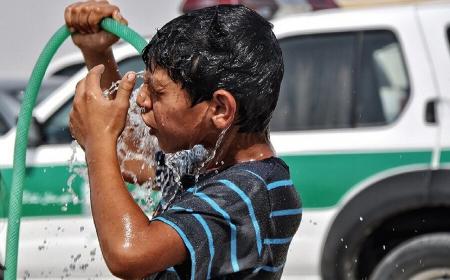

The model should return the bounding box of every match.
[425,99,438,124]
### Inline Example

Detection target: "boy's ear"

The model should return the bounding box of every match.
[209,89,237,130]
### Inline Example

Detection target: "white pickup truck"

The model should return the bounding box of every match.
[1,1,450,279]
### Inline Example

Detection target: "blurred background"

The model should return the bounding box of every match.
[0,0,183,79]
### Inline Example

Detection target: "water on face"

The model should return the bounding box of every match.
[68,81,160,212]
[68,71,227,213]
[116,85,160,212]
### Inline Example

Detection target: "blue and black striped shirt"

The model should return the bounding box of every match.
[150,157,302,279]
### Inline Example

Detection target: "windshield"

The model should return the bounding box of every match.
[0,78,65,103]
[0,78,66,129]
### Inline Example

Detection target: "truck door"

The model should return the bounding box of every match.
[417,4,450,167]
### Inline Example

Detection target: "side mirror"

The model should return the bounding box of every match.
[28,117,43,148]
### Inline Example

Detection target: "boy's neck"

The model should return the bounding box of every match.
[207,130,275,170]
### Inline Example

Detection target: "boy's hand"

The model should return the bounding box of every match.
[69,65,136,153]
[65,0,128,54]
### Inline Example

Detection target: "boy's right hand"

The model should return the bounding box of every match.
[65,0,128,54]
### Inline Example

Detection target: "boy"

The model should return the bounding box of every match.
[66,1,301,279]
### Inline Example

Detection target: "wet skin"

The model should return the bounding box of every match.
[136,68,213,153]
[69,66,188,278]
[66,1,276,278]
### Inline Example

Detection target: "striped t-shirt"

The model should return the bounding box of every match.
[150,157,302,280]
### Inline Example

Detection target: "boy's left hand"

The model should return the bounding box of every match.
[69,64,136,153]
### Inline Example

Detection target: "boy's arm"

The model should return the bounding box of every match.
[87,138,184,278]
[70,66,186,278]
[65,0,125,90]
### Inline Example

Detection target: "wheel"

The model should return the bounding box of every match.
[370,233,450,280]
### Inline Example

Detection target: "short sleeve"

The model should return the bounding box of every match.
[152,174,270,280]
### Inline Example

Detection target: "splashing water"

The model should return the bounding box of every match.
[194,125,230,181]
[116,84,160,212]
[68,78,160,212]
[155,126,230,211]
[156,145,209,211]
[102,70,145,99]
[63,140,87,210]
[68,70,229,213]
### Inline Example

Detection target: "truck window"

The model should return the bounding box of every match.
[40,56,146,146]
[52,63,85,77]
[41,99,73,145]
[118,56,146,76]
[271,30,409,131]
[117,56,145,88]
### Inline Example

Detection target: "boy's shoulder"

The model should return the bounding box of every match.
[198,156,291,188]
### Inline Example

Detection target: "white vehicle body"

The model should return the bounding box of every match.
[1,1,450,279]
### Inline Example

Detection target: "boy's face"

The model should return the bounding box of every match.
[136,68,211,153]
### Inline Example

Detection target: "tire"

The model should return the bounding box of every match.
[370,233,450,280]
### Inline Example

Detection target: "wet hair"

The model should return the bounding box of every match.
[142,5,283,133]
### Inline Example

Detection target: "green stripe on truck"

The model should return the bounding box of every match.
[282,150,432,208]
[0,165,84,218]
[0,150,437,217]
[440,149,450,164]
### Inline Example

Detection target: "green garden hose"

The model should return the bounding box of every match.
[4,18,147,280]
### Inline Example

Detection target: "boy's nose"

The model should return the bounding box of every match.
[136,87,152,112]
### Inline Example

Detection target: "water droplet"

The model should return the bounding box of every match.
[359,216,363,221]
[382,245,386,250]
